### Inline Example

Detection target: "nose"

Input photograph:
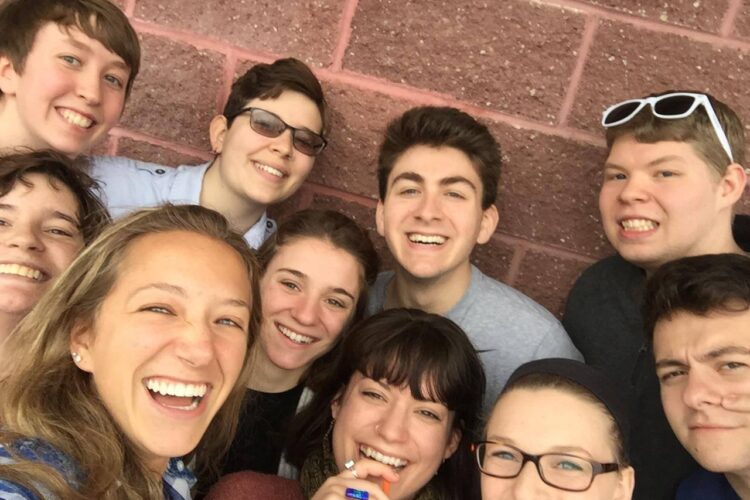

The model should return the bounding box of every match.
[174,320,215,368]
[414,191,443,221]
[376,405,409,443]
[3,223,44,252]
[76,68,102,105]
[683,370,723,409]
[270,128,294,158]
[617,173,651,204]
[290,294,318,327]
[511,461,547,500]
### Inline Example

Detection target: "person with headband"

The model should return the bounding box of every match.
[478,358,635,499]
[563,91,750,498]
[0,205,260,499]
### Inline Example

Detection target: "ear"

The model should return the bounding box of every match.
[614,465,636,500]
[443,428,462,460]
[717,163,747,210]
[375,200,385,238]
[209,114,229,154]
[330,386,346,419]
[69,319,95,374]
[0,55,20,96]
[475,204,499,245]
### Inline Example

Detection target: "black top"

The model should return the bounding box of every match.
[563,215,750,500]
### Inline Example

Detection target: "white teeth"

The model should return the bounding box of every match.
[278,325,314,344]
[408,233,446,245]
[254,162,284,178]
[146,378,208,398]
[621,218,658,231]
[0,263,43,281]
[60,109,93,128]
[360,446,408,468]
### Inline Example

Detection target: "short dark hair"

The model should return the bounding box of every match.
[0,0,141,98]
[222,58,326,132]
[0,150,111,244]
[377,106,501,209]
[643,253,750,340]
[286,308,486,499]
[605,90,745,177]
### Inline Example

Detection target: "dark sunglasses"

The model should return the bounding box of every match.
[229,107,327,156]
[601,92,733,163]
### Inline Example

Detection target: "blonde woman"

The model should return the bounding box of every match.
[0,204,261,499]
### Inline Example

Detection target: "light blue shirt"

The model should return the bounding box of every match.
[90,156,276,249]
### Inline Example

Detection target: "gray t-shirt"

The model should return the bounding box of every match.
[367,265,583,412]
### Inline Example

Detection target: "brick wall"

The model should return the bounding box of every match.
[104,0,749,316]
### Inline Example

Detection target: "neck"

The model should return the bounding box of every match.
[200,159,266,234]
[247,344,305,393]
[386,262,473,315]
[643,235,745,277]
[726,471,750,499]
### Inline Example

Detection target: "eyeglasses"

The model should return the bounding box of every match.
[601,92,734,164]
[473,441,621,492]
[229,107,327,156]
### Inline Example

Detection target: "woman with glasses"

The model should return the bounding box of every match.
[476,358,635,499]
[284,308,486,500]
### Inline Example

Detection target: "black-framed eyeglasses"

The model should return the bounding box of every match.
[229,107,327,156]
[472,441,621,492]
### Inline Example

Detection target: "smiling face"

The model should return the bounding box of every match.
[376,145,498,284]
[0,173,83,327]
[257,236,362,384]
[0,23,130,156]
[209,90,322,210]
[330,372,460,500]
[654,308,750,475]
[71,230,251,472]
[481,388,633,500]
[599,135,743,272]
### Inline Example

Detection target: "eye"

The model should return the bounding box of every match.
[398,187,419,196]
[60,55,81,66]
[417,409,441,421]
[104,73,124,89]
[553,459,585,472]
[46,228,75,237]
[140,305,173,315]
[604,171,627,181]
[721,361,747,371]
[362,390,385,402]
[216,317,244,329]
[491,450,518,461]
[659,369,686,383]
[446,191,466,200]
[280,280,300,292]
[656,170,676,178]
[0,218,10,227]
[325,297,348,309]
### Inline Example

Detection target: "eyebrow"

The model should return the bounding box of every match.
[390,172,477,192]
[656,345,750,369]
[130,282,250,309]
[0,203,81,227]
[603,155,685,172]
[484,436,594,456]
[63,35,130,72]
[276,267,357,301]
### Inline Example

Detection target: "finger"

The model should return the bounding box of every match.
[342,458,400,483]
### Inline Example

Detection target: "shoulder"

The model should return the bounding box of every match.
[366,271,394,316]
[0,438,81,498]
[676,469,740,500]
[89,155,175,180]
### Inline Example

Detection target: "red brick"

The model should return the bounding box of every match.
[569,20,750,133]
[113,138,208,166]
[346,0,585,123]
[490,122,612,258]
[513,249,593,317]
[470,235,518,284]
[134,0,346,66]
[120,34,224,150]
[579,0,727,32]
[735,5,750,38]
[307,83,413,199]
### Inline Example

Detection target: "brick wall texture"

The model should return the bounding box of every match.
[102,0,748,316]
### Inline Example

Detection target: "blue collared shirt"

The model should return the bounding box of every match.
[676,468,741,500]
[0,438,195,499]
[90,156,276,249]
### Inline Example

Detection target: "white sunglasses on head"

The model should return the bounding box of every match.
[601,92,734,164]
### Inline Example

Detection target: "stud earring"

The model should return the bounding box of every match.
[71,352,82,364]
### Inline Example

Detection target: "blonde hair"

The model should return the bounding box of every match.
[0,204,261,499]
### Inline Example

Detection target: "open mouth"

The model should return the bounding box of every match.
[360,445,408,470]
[620,218,658,232]
[0,263,46,281]
[253,161,285,178]
[145,377,208,411]
[278,323,315,345]
[58,108,95,129]
[408,233,446,246]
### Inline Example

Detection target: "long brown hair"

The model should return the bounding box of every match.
[0,205,261,499]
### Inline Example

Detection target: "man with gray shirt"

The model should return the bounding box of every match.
[367,106,582,407]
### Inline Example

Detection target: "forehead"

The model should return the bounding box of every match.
[653,309,750,358]
[389,145,480,183]
[30,22,128,67]
[488,388,614,455]
[606,135,714,172]
[1,172,79,209]
[245,90,323,132]
[264,236,363,287]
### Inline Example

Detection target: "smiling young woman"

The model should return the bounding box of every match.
[0,204,260,499]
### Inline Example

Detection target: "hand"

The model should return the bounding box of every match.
[310,458,399,500]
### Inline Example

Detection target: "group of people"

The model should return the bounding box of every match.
[0,1,748,499]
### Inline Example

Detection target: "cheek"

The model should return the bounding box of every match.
[216,335,248,382]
